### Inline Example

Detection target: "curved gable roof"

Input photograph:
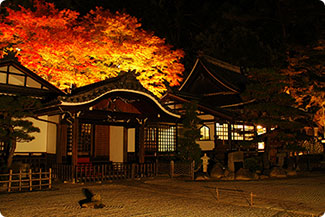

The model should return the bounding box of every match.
[179,55,246,95]
[58,72,180,119]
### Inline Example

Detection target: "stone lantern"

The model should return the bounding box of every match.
[201,153,210,173]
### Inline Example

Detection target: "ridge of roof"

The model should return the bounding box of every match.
[59,71,154,103]
[57,72,180,118]
[179,55,246,93]
[203,55,242,74]
[199,59,240,93]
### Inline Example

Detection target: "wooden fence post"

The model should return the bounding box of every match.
[29,169,32,191]
[72,165,76,184]
[49,168,52,189]
[250,192,254,206]
[39,168,42,190]
[170,160,174,178]
[8,170,12,192]
[191,161,195,180]
[216,188,219,201]
[131,163,136,179]
[19,169,22,191]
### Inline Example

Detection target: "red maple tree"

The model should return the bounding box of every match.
[0,1,184,97]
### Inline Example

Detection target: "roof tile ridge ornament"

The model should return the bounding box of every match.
[201,54,242,74]
[1,50,19,63]
[60,70,161,104]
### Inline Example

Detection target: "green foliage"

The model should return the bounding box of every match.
[0,95,40,168]
[177,101,202,165]
[285,143,306,153]
[0,96,40,142]
[240,68,308,151]
[241,68,306,126]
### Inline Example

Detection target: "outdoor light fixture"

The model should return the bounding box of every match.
[258,142,265,151]
[256,125,266,135]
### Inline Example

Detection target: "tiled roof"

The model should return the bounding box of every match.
[58,71,155,103]
[177,55,247,109]
[179,55,247,94]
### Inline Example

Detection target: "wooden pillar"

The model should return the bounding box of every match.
[228,122,232,150]
[56,123,67,164]
[213,121,218,150]
[72,117,79,167]
[123,127,128,162]
[138,124,145,164]
[56,123,61,164]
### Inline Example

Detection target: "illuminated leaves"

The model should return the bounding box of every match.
[282,41,325,128]
[0,1,184,97]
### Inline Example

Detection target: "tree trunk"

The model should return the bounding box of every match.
[7,139,16,169]
[262,133,271,174]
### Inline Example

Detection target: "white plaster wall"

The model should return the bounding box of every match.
[16,116,48,153]
[128,128,135,152]
[198,140,215,151]
[109,126,124,162]
[46,115,59,154]
[15,115,58,154]
[197,114,215,121]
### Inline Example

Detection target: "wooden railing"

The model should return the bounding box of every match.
[170,160,195,180]
[53,162,157,183]
[156,160,195,180]
[0,169,52,192]
[13,152,56,169]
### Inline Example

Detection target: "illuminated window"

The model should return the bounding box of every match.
[244,125,254,140]
[0,72,6,83]
[258,142,265,152]
[257,125,266,135]
[0,66,7,72]
[216,123,228,140]
[231,124,244,140]
[8,74,25,86]
[9,66,25,75]
[0,65,46,89]
[199,125,210,140]
[144,125,176,152]
[26,77,42,88]
[144,127,157,152]
[158,125,176,152]
[78,123,92,155]
[0,141,4,151]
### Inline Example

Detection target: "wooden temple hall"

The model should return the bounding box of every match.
[0,58,180,170]
[1,53,264,175]
[53,73,180,166]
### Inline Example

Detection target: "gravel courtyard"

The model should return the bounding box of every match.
[0,172,324,217]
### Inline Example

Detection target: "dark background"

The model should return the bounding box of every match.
[2,0,325,72]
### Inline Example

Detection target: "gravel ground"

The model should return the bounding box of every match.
[0,172,324,217]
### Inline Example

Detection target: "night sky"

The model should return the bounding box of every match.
[2,0,325,70]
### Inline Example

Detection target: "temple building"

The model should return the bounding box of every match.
[161,54,264,162]
[0,54,268,170]
[0,57,180,169]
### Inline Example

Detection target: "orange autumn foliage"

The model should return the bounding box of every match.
[0,1,184,97]
[282,41,325,130]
